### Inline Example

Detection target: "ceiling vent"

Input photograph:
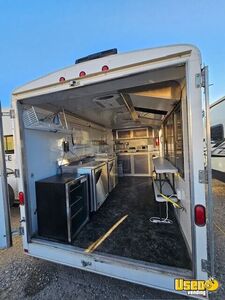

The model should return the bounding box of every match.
[93,94,124,109]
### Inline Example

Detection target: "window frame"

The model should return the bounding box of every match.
[4,135,14,154]
[210,124,224,142]
[163,102,184,177]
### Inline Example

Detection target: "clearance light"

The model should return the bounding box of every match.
[79,71,86,77]
[102,65,109,72]
[59,77,66,82]
[195,205,206,226]
[18,192,25,205]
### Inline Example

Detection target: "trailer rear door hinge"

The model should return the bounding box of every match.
[15,169,20,178]
[199,170,208,184]
[195,73,202,88]
[81,260,92,267]
[10,109,15,119]
[201,259,210,273]
[195,69,207,88]
[201,68,205,88]
[18,226,24,236]
[1,109,15,118]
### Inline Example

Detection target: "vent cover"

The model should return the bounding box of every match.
[93,94,124,109]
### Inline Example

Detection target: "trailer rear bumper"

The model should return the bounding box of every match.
[26,239,209,299]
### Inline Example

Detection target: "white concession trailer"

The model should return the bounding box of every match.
[210,96,225,180]
[0,45,214,298]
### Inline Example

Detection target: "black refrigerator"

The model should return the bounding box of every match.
[36,174,89,243]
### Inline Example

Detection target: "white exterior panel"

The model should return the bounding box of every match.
[0,183,9,248]
[185,59,208,280]
[27,241,199,298]
[13,45,195,96]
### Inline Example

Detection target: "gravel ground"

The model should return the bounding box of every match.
[0,179,224,300]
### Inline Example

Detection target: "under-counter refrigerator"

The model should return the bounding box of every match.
[36,174,89,243]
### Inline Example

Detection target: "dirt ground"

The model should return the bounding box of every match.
[0,179,224,300]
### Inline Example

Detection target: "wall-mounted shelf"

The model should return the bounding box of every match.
[91,140,108,145]
[115,128,153,140]
[72,144,90,149]
[115,137,154,141]
[23,106,73,134]
[25,124,73,134]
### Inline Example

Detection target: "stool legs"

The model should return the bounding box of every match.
[150,202,173,224]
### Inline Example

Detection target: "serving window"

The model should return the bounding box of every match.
[164,103,184,177]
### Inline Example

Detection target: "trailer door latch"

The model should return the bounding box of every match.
[10,109,15,119]
[199,170,208,184]
[195,69,207,88]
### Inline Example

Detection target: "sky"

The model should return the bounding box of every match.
[0,0,225,106]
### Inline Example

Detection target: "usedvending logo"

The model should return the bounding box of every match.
[175,278,219,296]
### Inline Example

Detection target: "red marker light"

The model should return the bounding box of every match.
[155,137,160,147]
[18,192,25,205]
[102,65,109,72]
[79,71,86,77]
[59,77,66,82]
[195,205,206,226]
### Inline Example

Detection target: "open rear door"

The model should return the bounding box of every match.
[0,102,12,249]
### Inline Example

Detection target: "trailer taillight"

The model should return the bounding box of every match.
[195,205,206,226]
[79,71,86,77]
[18,192,25,205]
[102,65,109,72]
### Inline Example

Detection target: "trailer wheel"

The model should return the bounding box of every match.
[8,184,15,207]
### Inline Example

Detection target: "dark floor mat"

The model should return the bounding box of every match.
[74,177,192,269]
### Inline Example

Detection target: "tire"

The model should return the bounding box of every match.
[8,184,15,207]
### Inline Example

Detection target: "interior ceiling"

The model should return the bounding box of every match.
[21,64,185,129]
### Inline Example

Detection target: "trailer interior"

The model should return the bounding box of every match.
[17,63,193,273]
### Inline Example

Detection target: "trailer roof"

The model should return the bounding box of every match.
[210,95,225,109]
[13,44,200,97]
[13,44,200,129]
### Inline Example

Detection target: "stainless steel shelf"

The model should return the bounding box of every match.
[115,137,153,141]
